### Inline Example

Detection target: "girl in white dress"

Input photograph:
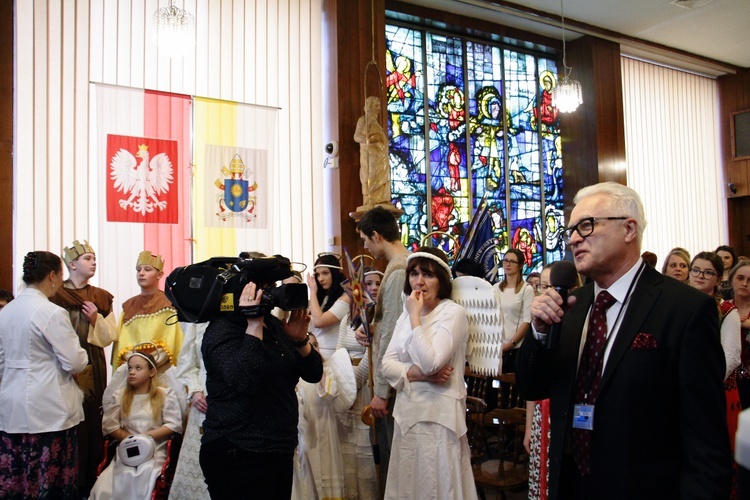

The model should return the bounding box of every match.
[90,351,183,500]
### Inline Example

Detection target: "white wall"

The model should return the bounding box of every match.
[621,56,726,267]
[14,0,326,314]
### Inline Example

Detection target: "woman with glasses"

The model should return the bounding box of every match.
[688,252,742,458]
[716,245,739,300]
[661,247,691,283]
[688,252,741,381]
[307,253,351,359]
[494,248,534,374]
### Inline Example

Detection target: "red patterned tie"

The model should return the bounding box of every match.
[571,290,617,475]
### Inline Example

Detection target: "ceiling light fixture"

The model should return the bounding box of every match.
[551,0,583,113]
[153,0,194,57]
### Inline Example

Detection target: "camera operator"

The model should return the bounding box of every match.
[199,280,323,499]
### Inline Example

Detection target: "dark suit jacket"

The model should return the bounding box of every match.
[517,264,732,499]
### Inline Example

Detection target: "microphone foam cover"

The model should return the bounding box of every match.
[550,260,578,289]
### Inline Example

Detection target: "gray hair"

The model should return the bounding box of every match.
[574,182,647,243]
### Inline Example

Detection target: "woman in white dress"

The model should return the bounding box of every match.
[381,247,477,500]
[307,253,351,359]
[90,351,183,500]
[494,248,534,372]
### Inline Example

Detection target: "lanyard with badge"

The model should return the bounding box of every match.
[572,262,646,431]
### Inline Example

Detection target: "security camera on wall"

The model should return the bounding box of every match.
[325,141,339,157]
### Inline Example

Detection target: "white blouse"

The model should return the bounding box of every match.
[495,283,534,344]
[0,287,88,433]
[382,299,469,437]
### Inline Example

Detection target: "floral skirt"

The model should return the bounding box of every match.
[0,427,79,499]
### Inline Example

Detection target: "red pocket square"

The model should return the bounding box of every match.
[631,332,658,349]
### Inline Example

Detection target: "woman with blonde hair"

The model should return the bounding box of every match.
[661,247,691,283]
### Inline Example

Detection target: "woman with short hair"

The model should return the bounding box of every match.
[381,247,477,499]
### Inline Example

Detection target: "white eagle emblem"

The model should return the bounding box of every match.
[110,144,174,215]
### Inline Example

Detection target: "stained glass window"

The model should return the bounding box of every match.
[385,23,565,279]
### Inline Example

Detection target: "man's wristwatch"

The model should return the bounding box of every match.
[293,333,311,348]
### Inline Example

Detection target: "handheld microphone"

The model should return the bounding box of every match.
[545,260,578,350]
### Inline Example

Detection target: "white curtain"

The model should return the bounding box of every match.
[621,56,726,268]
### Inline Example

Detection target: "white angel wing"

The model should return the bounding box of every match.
[148,153,174,194]
[451,276,505,376]
[110,149,138,193]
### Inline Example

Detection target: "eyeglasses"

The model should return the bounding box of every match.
[502,259,519,265]
[690,267,718,280]
[563,217,628,244]
[535,283,551,292]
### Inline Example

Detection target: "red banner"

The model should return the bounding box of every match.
[106,134,179,223]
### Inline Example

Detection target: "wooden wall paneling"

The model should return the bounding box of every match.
[330,0,388,261]
[0,0,12,289]
[561,36,626,217]
[719,68,750,256]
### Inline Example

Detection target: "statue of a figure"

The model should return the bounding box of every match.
[354,96,391,211]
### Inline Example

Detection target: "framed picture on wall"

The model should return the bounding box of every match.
[731,108,750,161]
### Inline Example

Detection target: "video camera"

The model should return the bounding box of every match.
[165,253,308,323]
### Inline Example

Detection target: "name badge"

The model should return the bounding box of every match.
[573,404,595,430]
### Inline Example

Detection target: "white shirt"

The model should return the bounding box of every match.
[0,286,88,433]
[382,299,469,436]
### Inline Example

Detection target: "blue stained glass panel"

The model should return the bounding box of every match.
[385,25,427,250]
[385,24,565,274]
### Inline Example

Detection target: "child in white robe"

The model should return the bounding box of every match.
[90,351,183,500]
[292,334,357,499]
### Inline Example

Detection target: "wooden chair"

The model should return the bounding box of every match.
[472,373,529,500]
[465,366,490,400]
[466,395,489,465]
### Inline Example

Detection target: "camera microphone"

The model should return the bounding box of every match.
[545,260,578,350]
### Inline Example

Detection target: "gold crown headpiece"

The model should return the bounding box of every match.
[63,239,95,266]
[136,251,165,271]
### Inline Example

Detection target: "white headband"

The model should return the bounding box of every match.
[364,270,384,277]
[127,351,157,371]
[406,252,452,277]
[314,264,343,271]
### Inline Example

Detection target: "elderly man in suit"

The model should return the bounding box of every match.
[517,182,732,499]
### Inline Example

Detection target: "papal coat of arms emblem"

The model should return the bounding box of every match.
[214,154,257,222]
